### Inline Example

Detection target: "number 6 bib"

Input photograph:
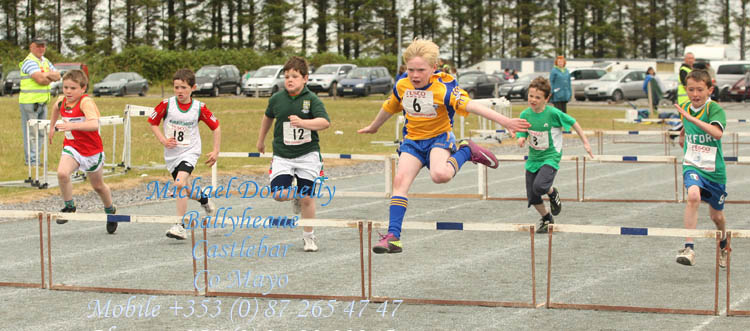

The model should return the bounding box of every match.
[283,122,311,145]
[403,90,437,118]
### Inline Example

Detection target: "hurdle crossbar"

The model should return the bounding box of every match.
[205,218,366,301]
[368,220,537,308]
[582,155,679,203]
[0,210,45,289]
[485,155,580,202]
[547,224,722,315]
[46,212,199,296]
[725,230,750,316]
[122,104,156,170]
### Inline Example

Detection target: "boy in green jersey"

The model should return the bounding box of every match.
[516,77,593,234]
[673,70,729,267]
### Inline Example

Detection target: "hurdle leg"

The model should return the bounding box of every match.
[714,231,720,316]
[359,221,365,299]
[546,224,553,308]
[367,221,373,300]
[581,157,587,201]
[726,233,733,316]
[47,214,52,289]
[38,212,45,288]
[674,158,679,202]
[529,225,536,307]
[575,157,580,201]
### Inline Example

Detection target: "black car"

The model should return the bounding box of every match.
[93,72,149,97]
[498,73,549,100]
[458,73,507,99]
[195,65,242,97]
[4,70,21,96]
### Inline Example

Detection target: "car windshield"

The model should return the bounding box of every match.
[196,68,219,77]
[347,68,370,79]
[103,73,130,81]
[459,75,479,85]
[7,71,19,79]
[314,66,338,75]
[600,71,626,81]
[254,67,279,78]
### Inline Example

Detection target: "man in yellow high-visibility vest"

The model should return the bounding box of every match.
[19,38,60,165]
[676,52,695,106]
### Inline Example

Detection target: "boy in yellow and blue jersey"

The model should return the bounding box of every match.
[673,69,729,268]
[358,39,530,254]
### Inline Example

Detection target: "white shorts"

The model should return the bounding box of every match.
[62,146,104,173]
[270,151,323,182]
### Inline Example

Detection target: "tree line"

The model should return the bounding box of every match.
[1,0,749,70]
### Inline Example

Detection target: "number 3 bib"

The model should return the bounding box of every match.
[684,141,717,172]
[283,122,311,145]
[528,130,549,151]
[403,90,437,118]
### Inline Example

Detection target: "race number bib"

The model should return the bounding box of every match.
[62,117,83,140]
[528,130,549,151]
[684,141,717,172]
[166,122,191,147]
[283,122,311,146]
[402,90,437,118]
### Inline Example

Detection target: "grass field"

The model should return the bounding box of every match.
[0,93,643,201]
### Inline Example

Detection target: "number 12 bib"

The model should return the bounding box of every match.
[283,122,311,145]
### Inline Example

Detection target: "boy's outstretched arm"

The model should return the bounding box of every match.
[289,115,330,131]
[465,100,530,136]
[358,108,393,134]
[571,122,594,158]
[206,126,221,166]
[256,115,274,153]
[673,103,723,140]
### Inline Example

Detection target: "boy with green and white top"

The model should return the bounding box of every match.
[674,69,729,267]
[256,56,331,252]
[516,77,594,234]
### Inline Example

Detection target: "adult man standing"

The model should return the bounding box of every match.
[19,37,60,165]
[676,52,695,106]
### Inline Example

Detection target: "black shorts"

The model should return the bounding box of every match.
[171,161,195,180]
[525,165,558,207]
[270,175,315,199]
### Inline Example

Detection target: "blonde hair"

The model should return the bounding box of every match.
[403,39,440,67]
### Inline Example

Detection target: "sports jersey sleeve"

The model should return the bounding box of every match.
[708,102,726,131]
[265,96,277,118]
[446,85,470,117]
[147,100,169,126]
[310,97,331,122]
[80,97,100,120]
[516,109,530,138]
[199,103,220,130]
[382,89,403,115]
[556,109,576,131]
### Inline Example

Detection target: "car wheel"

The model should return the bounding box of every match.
[235,85,241,96]
[94,93,101,97]
[364,87,371,97]
[719,87,730,102]
[212,86,220,97]
[329,82,337,97]
[612,90,624,102]
[118,87,126,97]
[384,84,392,95]
[575,97,586,101]
[523,90,528,101]
[138,86,148,97]
[468,90,476,99]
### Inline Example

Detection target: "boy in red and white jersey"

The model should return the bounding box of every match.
[48,70,118,234]
[148,68,221,240]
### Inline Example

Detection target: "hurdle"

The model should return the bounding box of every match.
[24,116,124,189]
[0,210,45,289]
[546,224,722,315]
[731,132,750,157]
[725,230,750,316]
[599,130,675,156]
[122,104,156,170]
[458,97,512,140]
[612,117,668,129]
[212,152,395,198]
[485,155,580,202]
[204,218,367,301]
[45,212,199,296]
[582,155,679,203]
[367,220,538,308]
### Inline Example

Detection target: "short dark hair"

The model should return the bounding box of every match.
[173,68,196,87]
[283,56,309,77]
[686,69,713,88]
[63,69,88,88]
[528,76,551,98]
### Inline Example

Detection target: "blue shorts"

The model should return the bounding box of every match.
[683,170,727,211]
[398,132,457,167]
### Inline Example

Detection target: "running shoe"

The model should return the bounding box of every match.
[166,224,187,240]
[536,217,554,234]
[549,187,561,216]
[373,233,402,254]
[56,206,76,224]
[106,205,118,234]
[458,140,499,169]
[676,246,696,266]
[303,234,318,252]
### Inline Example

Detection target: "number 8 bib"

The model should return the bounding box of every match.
[283,122,311,145]
[403,90,437,118]
[167,122,191,146]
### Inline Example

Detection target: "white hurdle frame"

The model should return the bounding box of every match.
[725,230,750,316]
[458,98,512,139]
[582,155,679,203]
[368,220,538,308]
[547,223,723,315]
[0,210,45,289]
[25,116,123,189]
[122,104,156,170]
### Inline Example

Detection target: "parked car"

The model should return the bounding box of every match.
[570,68,607,101]
[3,70,21,96]
[728,77,750,101]
[659,74,679,104]
[714,61,750,101]
[307,63,356,96]
[458,72,507,99]
[244,65,285,97]
[241,70,256,85]
[584,69,647,102]
[498,72,549,100]
[337,67,393,97]
[53,62,90,94]
[195,65,242,97]
[93,72,149,97]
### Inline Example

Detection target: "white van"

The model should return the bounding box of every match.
[684,44,740,61]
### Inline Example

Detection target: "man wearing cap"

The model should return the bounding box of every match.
[19,38,60,165]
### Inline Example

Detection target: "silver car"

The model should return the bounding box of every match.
[307,64,356,96]
[244,65,284,97]
[584,70,647,102]
[570,68,607,101]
